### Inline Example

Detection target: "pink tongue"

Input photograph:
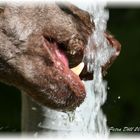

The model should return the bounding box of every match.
[55,46,69,67]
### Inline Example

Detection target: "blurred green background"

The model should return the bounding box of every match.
[0,8,140,134]
[104,8,140,134]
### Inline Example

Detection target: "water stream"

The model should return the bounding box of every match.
[82,1,116,136]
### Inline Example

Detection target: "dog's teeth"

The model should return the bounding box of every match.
[70,50,76,55]
[71,62,84,76]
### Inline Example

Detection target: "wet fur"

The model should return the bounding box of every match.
[0,2,93,111]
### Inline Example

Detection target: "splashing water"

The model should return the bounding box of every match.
[83,1,116,136]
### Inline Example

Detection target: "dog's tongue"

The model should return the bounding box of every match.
[45,40,85,77]
[53,43,85,76]
[55,46,69,67]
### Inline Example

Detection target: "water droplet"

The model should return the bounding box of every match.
[117,96,121,100]
[67,112,75,122]
[31,107,37,111]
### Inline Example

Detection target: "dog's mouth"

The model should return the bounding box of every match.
[44,37,85,78]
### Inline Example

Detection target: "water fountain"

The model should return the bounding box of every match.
[22,1,116,138]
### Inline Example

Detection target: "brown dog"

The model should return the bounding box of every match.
[0,2,121,111]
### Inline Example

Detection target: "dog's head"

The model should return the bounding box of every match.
[0,3,121,111]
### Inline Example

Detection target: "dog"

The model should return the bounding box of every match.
[0,2,121,111]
